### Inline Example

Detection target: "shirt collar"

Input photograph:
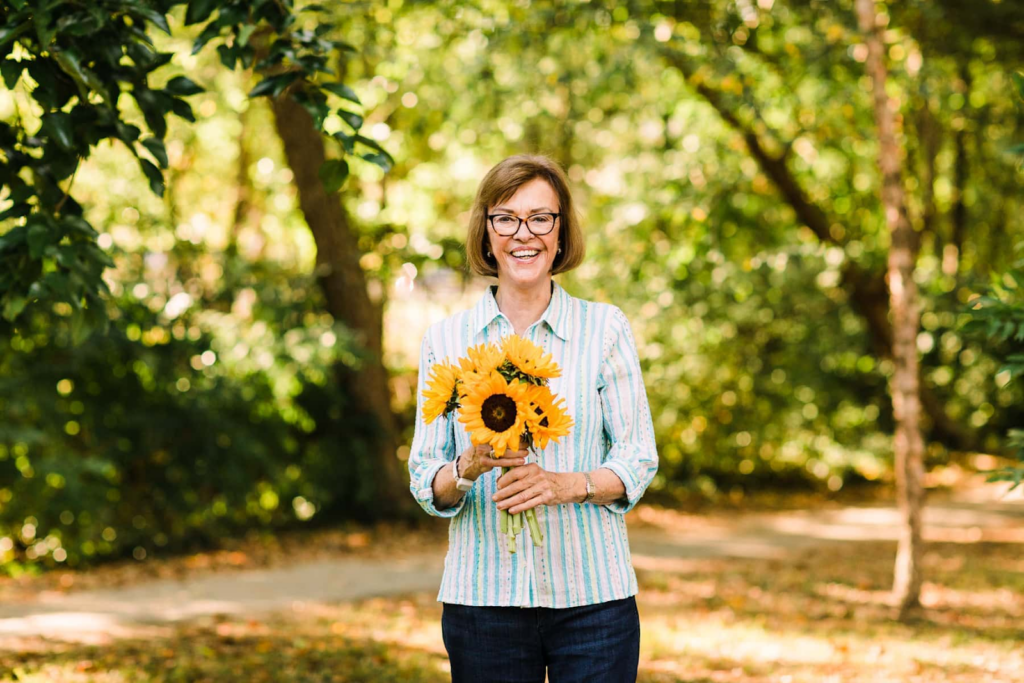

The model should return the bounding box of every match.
[474,280,571,342]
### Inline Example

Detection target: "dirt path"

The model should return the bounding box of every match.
[2,490,1020,647]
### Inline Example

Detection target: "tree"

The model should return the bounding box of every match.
[0,1,407,515]
[856,0,925,619]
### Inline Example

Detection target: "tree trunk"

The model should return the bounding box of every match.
[857,0,926,620]
[268,91,411,518]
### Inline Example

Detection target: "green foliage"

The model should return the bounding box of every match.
[960,71,1024,489]
[0,0,390,339]
[0,263,388,572]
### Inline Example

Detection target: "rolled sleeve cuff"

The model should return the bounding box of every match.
[597,458,644,515]
[411,459,467,518]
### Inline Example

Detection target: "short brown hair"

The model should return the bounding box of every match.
[466,154,585,277]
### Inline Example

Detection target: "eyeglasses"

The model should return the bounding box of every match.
[487,212,561,237]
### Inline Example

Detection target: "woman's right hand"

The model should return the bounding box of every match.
[460,444,527,481]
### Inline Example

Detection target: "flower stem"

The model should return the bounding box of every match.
[499,467,509,535]
[525,508,543,546]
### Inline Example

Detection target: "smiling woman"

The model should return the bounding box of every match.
[407,154,660,682]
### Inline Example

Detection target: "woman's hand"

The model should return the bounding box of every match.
[492,463,579,514]
[459,444,527,481]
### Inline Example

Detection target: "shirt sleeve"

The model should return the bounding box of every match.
[408,327,467,518]
[595,305,659,515]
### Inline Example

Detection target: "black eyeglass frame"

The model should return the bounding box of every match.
[486,212,562,237]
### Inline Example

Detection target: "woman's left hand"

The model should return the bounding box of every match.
[493,464,578,514]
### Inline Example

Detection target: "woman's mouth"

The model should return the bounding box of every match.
[509,249,541,264]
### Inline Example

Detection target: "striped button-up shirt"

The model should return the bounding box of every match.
[408,279,659,608]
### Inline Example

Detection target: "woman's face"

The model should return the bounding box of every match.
[487,178,561,289]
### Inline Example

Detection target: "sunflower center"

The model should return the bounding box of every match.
[482,394,517,433]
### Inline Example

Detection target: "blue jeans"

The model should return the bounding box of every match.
[441,596,640,683]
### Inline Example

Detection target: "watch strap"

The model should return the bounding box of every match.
[453,454,474,492]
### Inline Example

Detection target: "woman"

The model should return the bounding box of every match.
[408,154,659,682]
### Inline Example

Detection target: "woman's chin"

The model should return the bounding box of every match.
[500,264,551,288]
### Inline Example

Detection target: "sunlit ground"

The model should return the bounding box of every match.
[1,525,1019,682]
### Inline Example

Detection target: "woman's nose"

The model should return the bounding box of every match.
[512,218,533,240]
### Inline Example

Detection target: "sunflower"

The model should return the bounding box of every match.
[458,371,531,457]
[524,385,574,450]
[502,335,561,379]
[463,342,505,377]
[421,360,461,424]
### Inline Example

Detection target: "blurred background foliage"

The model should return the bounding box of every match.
[0,0,1022,573]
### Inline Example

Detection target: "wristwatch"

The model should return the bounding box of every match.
[582,471,595,504]
[453,454,475,492]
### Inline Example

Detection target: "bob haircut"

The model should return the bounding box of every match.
[466,154,585,277]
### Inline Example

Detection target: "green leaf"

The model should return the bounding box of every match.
[192,22,222,55]
[1,59,22,89]
[2,295,27,322]
[115,122,142,144]
[217,43,238,69]
[62,215,98,238]
[318,159,349,193]
[169,97,195,121]
[139,158,164,197]
[238,24,256,47]
[185,0,219,25]
[40,112,74,150]
[353,135,392,160]
[0,225,27,252]
[141,138,168,168]
[0,203,30,221]
[133,88,170,139]
[362,152,393,173]
[320,82,360,104]
[165,76,204,97]
[53,47,112,102]
[170,98,196,122]
[332,131,355,154]
[132,8,171,35]
[0,22,30,49]
[1013,72,1024,101]
[249,72,300,98]
[337,109,363,131]
[27,222,51,258]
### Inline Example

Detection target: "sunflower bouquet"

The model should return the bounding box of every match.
[422,336,573,553]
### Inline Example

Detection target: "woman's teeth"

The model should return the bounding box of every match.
[511,250,540,260]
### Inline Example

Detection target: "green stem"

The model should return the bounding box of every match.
[499,466,509,536]
[525,508,543,546]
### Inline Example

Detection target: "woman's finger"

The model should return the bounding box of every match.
[483,456,526,469]
[493,476,536,501]
[507,489,548,515]
[496,464,539,488]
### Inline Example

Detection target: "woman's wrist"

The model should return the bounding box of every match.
[568,472,589,504]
